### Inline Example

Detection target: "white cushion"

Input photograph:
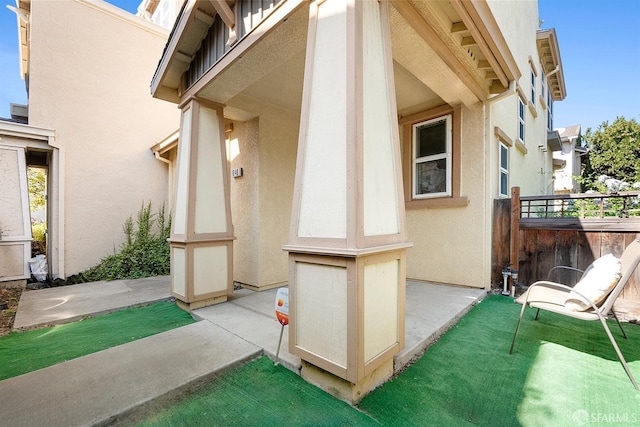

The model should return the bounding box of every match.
[565,254,622,311]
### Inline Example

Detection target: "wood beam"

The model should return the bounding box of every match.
[450,0,514,87]
[209,0,235,28]
[391,0,487,101]
[450,21,467,33]
[461,36,475,46]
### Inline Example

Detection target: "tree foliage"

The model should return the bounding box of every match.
[27,168,46,212]
[581,116,640,191]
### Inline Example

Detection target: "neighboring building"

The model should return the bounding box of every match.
[136,0,184,30]
[552,125,586,194]
[1,0,180,280]
[150,0,566,400]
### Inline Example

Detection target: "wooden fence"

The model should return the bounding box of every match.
[492,187,640,317]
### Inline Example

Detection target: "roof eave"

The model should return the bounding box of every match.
[150,0,214,103]
[537,28,566,101]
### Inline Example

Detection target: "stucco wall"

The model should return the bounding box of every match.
[229,108,297,289]
[27,0,180,275]
[229,119,260,286]
[488,0,556,198]
[404,104,488,288]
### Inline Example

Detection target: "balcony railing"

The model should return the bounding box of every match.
[520,191,640,219]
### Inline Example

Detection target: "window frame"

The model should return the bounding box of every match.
[518,97,526,143]
[499,142,509,198]
[540,69,546,104]
[530,67,536,105]
[401,105,466,209]
[412,115,452,199]
[547,92,554,132]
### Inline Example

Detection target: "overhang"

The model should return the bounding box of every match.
[7,0,30,81]
[152,0,520,107]
[150,129,179,156]
[536,28,566,101]
[547,130,562,152]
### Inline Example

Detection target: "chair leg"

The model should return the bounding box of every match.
[534,308,540,320]
[509,303,528,354]
[597,315,639,391]
[611,310,628,339]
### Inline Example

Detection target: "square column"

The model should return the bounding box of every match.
[170,98,234,311]
[284,0,411,403]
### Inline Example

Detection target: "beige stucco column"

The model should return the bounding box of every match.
[170,98,234,311]
[284,0,411,403]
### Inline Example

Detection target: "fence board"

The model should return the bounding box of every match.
[555,231,577,284]
[518,229,536,285]
[491,199,511,286]
[622,233,640,301]
[576,232,598,273]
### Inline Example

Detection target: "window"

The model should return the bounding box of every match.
[547,91,554,131]
[530,68,536,104]
[401,105,465,209]
[540,69,546,103]
[413,115,452,198]
[499,143,509,197]
[518,97,525,143]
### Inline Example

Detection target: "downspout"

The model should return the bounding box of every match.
[152,150,175,216]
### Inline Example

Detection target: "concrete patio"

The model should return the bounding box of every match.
[1,277,486,426]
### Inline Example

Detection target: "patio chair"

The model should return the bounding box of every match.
[509,238,640,391]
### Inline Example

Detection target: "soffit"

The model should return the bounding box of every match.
[389,0,519,104]
[151,0,218,103]
[154,0,518,116]
[537,28,567,101]
[14,0,30,80]
[194,3,443,120]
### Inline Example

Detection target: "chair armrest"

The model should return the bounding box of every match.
[546,266,585,282]
[523,281,601,313]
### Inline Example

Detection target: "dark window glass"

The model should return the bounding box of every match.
[416,120,446,158]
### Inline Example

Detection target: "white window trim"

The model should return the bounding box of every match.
[499,142,509,198]
[530,67,536,105]
[540,69,546,104]
[547,92,554,132]
[412,115,452,199]
[518,97,525,144]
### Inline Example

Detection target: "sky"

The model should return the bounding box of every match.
[0,0,639,133]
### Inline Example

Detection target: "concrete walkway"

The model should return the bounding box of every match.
[2,277,486,426]
[13,276,172,330]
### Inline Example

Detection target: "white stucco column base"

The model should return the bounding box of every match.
[170,98,234,310]
[285,0,411,400]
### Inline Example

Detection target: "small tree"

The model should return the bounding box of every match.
[581,116,640,191]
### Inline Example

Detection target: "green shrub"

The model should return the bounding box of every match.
[31,222,47,256]
[66,202,171,284]
[32,222,46,242]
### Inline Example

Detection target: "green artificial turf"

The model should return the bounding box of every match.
[358,295,640,426]
[0,301,195,381]
[139,356,379,426]
[137,295,640,426]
